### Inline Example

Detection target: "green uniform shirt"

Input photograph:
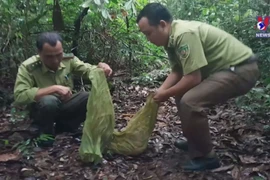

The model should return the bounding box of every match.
[13,53,97,106]
[165,20,254,78]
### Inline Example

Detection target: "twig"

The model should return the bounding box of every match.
[80,77,85,92]
[1,25,12,53]
[93,168,101,179]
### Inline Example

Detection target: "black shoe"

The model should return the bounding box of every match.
[181,156,220,171]
[174,140,188,151]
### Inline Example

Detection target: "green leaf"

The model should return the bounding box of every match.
[253,176,265,180]
[266,83,270,89]
[131,3,137,15]
[82,0,92,8]
[94,0,101,5]
[124,0,133,10]
[25,139,31,146]
[101,9,111,19]
[234,15,239,22]
[202,9,209,16]
[243,9,252,18]
[46,0,53,5]
[4,140,9,145]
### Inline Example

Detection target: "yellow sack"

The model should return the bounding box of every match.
[79,69,115,164]
[79,68,159,164]
[109,94,159,156]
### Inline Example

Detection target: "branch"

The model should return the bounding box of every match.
[135,52,169,60]
[71,7,89,56]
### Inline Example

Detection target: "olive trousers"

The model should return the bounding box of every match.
[30,91,89,135]
[175,58,260,158]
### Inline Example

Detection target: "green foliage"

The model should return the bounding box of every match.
[0,0,51,77]
[13,139,33,158]
[1,139,9,146]
[0,0,166,79]
[9,106,29,123]
[82,0,111,19]
[13,134,54,158]
[131,68,170,87]
[235,85,270,118]
[76,0,166,74]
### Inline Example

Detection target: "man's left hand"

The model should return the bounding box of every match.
[98,62,113,77]
[153,89,170,103]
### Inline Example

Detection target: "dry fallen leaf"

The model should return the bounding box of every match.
[157,122,167,128]
[231,166,240,179]
[120,9,128,17]
[211,165,234,172]
[239,155,257,164]
[0,151,20,162]
[21,168,35,178]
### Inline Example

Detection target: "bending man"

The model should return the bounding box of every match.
[136,3,259,171]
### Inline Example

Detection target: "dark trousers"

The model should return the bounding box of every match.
[30,92,89,135]
[175,60,259,158]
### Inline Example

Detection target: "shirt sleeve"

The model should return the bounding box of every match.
[70,56,98,78]
[13,64,39,106]
[175,32,208,75]
[167,49,183,74]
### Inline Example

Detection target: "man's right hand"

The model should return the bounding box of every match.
[34,85,72,102]
[53,85,72,101]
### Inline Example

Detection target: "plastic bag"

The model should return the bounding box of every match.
[109,94,159,156]
[79,68,159,164]
[79,68,115,164]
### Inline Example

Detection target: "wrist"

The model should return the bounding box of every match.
[51,85,59,94]
[165,88,174,97]
[97,62,103,67]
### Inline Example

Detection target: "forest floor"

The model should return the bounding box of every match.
[0,77,270,180]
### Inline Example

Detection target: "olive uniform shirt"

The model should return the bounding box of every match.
[13,53,97,106]
[165,20,254,79]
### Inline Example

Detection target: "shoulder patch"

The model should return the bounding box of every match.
[24,56,41,72]
[26,60,42,72]
[63,53,75,60]
[177,44,190,60]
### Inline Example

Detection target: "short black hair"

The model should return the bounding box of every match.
[136,3,173,26]
[36,32,63,51]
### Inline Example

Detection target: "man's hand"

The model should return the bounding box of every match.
[98,62,113,77]
[153,89,170,103]
[54,85,72,101]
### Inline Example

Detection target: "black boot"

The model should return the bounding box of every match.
[174,140,188,151]
[181,154,220,171]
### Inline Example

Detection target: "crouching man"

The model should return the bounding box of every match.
[13,32,113,146]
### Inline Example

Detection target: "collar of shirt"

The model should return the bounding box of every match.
[166,20,178,49]
[38,57,66,74]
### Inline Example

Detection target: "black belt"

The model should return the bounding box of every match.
[236,54,258,67]
[229,54,258,72]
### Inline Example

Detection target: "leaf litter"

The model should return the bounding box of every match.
[0,79,269,180]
